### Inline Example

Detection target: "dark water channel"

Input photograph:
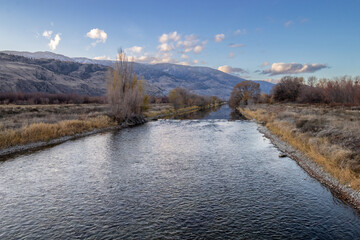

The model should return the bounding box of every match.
[1,105,360,239]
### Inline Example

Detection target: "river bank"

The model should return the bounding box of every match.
[0,103,222,158]
[238,104,360,210]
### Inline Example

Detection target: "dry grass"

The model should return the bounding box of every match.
[0,103,205,150]
[0,115,117,149]
[241,104,360,189]
[144,104,201,119]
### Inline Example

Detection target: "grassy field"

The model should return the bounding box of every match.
[240,104,360,189]
[0,103,195,150]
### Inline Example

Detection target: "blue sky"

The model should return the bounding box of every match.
[1,0,359,82]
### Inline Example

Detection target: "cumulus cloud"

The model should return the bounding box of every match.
[42,30,53,39]
[214,33,225,42]
[126,46,143,54]
[284,20,294,27]
[229,43,244,48]
[158,43,174,52]
[159,31,181,43]
[178,35,207,54]
[86,28,108,46]
[261,62,328,76]
[218,65,247,74]
[234,29,247,35]
[181,54,189,59]
[48,33,61,50]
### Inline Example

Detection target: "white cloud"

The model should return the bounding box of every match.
[181,54,189,59]
[158,43,174,52]
[262,62,328,75]
[159,31,181,43]
[126,46,143,54]
[214,33,225,42]
[284,20,294,27]
[93,56,111,60]
[177,35,207,54]
[264,78,281,84]
[48,33,61,50]
[229,43,244,48]
[234,29,247,35]
[193,59,198,64]
[218,65,247,74]
[86,28,108,46]
[193,45,204,54]
[228,52,235,58]
[42,30,53,39]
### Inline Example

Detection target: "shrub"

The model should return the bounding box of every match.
[229,80,260,108]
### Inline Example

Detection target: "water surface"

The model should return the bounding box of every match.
[0,105,359,239]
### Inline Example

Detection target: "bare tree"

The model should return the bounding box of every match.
[106,49,146,122]
[229,80,260,108]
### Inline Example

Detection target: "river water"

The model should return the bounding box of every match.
[1,105,360,239]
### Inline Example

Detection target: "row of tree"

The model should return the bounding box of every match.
[168,87,221,109]
[229,76,360,109]
[272,76,360,105]
[0,92,106,105]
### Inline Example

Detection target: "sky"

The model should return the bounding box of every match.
[0,0,360,82]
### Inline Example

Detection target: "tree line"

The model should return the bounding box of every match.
[168,87,221,109]
[229,76,360,109]
[0,92,106,105]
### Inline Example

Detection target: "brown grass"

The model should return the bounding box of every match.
[0,115,117,149]
[241,104,360,189]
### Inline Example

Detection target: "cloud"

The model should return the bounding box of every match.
[48,33,61,50]
[86,28,107,46]
[284,20,294,27]
[126,46,143,54]
[193,45,204,54]
[234,29,247,35]
[159,31,181,43]
[214,33,225,42]
[181,54,189,59]
[42,30,53,39]
[178,35,207,54]
[228,52,235,58]
[218,65,247,74]
[93,56,111,60]
[263,78,282,84]
[229,43,244,48]
[158,43,174,52]
[261,62,328,76]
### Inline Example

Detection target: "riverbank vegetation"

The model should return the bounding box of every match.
[168,87,222,109]
[240,104,360,189]
[0,92,106,105]
[106,50,148,122]
[229,80,260,108]
[231,76,360,190]
[263,76,360,106]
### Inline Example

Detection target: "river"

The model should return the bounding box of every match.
[0,105,359,239]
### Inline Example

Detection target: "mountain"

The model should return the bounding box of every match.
[0,51,274,98]
[0,53,164,96]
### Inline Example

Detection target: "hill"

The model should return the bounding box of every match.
[0,51,274,98]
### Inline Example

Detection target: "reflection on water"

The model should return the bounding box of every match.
[0,105,359,239]
[170,104,246,120]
